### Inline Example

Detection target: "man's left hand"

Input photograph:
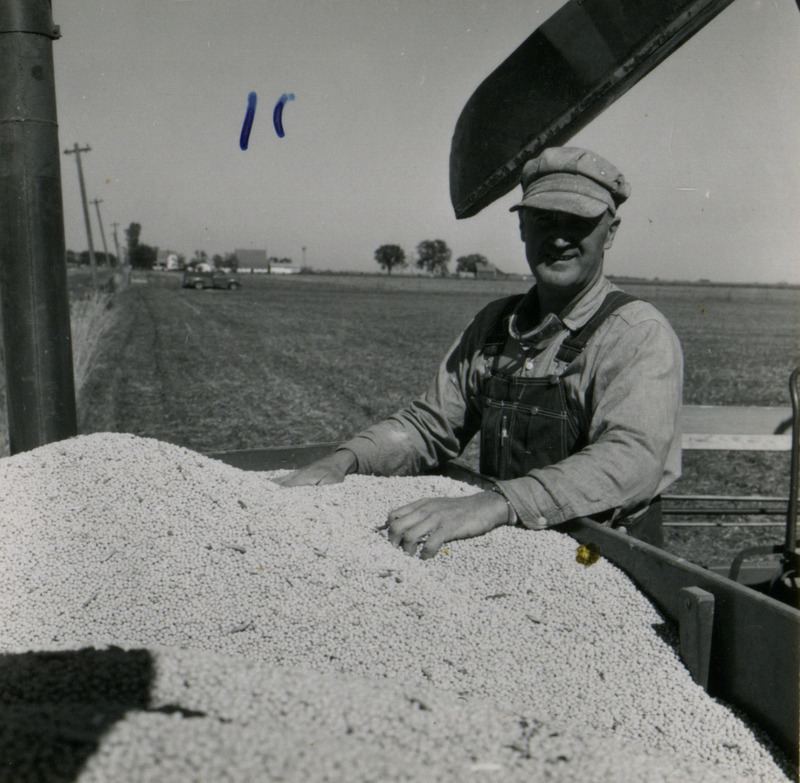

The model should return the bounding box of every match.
[383,491,510,560]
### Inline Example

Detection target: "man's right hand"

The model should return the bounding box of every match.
[271,449,358,487]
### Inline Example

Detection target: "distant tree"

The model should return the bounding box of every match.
[212,254,225,270]
[125,222,141,253]
[415,239,451,276]
[66,249,80,265]
[129,244,157,269]
[225,252,239,272]
[455,254,489,275]
[374,244,406,275]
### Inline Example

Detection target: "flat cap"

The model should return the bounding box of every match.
[510,147,631,218]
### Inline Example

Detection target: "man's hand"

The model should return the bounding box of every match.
[272,450,357,487]
[383,491,510,560]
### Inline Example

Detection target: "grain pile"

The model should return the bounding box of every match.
[0,432,793,782]
[0,647,765,783]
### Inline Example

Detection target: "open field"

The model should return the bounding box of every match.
[73,270,800,571]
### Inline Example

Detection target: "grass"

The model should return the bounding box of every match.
[4,269,800,569]
[77,273,498,451]
[70,294,118,404]
[78,272,800,444]
[0,267,117,456]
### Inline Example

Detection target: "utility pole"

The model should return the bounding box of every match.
[0,0,78,453]
[111,221,122,267]
[91,197,110,267]
[63,143,98,291]
[302,246,306,267]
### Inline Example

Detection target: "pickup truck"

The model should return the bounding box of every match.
[181,270,241,290]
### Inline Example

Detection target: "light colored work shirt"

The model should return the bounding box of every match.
[339,275,683,529]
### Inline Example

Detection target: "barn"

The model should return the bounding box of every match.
[235,250,301,274]
[235,249,269,273]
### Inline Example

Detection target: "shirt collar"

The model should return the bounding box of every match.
[508,275,614,345]
[560,275,615,330]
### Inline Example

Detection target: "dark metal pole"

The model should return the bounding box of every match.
[786,367,800,553]
[0,0,78,454]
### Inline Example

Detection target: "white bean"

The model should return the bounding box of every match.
[0,432,793,782]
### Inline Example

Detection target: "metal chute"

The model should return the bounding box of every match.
[450,0,737,218]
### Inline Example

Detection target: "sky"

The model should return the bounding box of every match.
[51,0,800,284]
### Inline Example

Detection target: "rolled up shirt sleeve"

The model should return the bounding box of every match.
[497,312,683,527]
[340,300,509,476]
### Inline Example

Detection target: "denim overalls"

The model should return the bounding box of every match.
[478,290,664,545]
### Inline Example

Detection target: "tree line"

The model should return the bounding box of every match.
[123,223,239,271]
[374,240,490,276]
[65,223,242,272]
[67,225,492,277]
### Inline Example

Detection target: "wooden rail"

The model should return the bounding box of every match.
[680,405,792,451]
[665,405,793,521]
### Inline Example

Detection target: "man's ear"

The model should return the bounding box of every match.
[604,215,621,250]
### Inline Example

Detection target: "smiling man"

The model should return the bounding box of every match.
[277,147,683,558]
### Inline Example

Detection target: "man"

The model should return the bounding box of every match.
[276,147,683,559]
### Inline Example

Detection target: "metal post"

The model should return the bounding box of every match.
[0,0,78,453]
[91,197,109,267]
[64,143,98,291]
[786,367,799,554]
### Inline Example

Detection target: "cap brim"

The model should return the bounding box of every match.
[509,191,610,218]
[509,172,616,218]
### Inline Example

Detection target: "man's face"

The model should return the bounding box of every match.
[518,208,620,298]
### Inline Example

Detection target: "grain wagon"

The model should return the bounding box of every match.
[0,0,798,778]
[207,367,800,768]
[208,0,800,766]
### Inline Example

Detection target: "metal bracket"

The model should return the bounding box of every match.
[678,586,715,690]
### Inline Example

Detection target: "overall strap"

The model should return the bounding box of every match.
[555,291,639,364]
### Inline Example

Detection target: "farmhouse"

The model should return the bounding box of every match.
[475,260,506,279]
[457,260,507,279]
[154,250,181,271]
[268,257,301,275]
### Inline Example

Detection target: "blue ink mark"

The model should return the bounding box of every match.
[273,93,295,138]
[239,91,257,150]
